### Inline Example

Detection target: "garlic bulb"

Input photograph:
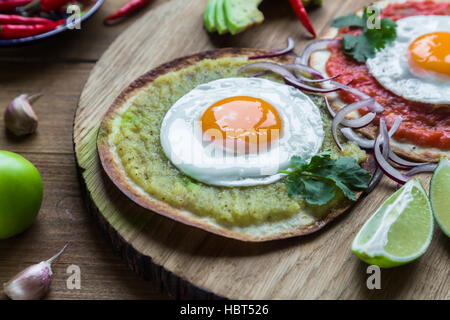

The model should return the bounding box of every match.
[4,94,39,136]
[3,244,68,300]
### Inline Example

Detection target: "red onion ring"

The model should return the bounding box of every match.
[374,118,410,184]
[325,97,376,128]
[366,168,384,194]
[332,98,376,150]
[249,37,295,60]
[340,128,375,149]
[345,112,377,129]
[389,152,425,168]
[250,71,269,78]
[284,64,340,83]
[340,116,402,149]
[284,76,345,94]
[367,117,393,193]
[239,62,295,79]
[388,116,402,135]
[405,163,438,176]
[370,119,392,192]
[329,81,384,114]
[340,116,425,168]
[298,39,341,65]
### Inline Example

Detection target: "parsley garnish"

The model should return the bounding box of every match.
[331,7,397,62]
[281,151,371,206]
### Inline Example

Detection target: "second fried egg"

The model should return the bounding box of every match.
[366,15,450,105]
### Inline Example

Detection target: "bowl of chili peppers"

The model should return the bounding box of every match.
[0,0,104,47]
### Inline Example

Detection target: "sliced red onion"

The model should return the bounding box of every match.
[325,96,337,117]
[283,63,323,80]
[340,128,374,149]
[330,81,384,114]
[405,163,438,176]
[366,168,383,194]
[345,112,376,129]
[389,116,402,135]
[340,116,403,149]
[383,116,423,167]
[332,98,376,150]
[249,37,295,60]
[284,64,340,83]
[389,151,425,168]
[367,117,392,193]
[298,39,341,65]
[241,62,344,95]
[326,97,375,128]
[239,62,295,79]
[284,76,344,94]
[250,71,269,78]
[373,118,410,184]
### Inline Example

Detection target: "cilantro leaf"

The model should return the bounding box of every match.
[365,18,397,50]
[331,157,372,190]
[301,178,336,206]
[331,14,364,28]
[331,6,397,62]
[283,151,371,206]
[340,34,375,62]
[285,174,336,206]
[286,174,305,198]
[290,156,308,171]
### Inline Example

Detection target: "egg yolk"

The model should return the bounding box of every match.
[408,32,450,77]
[201,96,282,152]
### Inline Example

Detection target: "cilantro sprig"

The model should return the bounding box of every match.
[331,7,397,62]
[281,151,371,206]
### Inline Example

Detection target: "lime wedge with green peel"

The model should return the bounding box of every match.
[352,179,433,268]
[430,158,450,237]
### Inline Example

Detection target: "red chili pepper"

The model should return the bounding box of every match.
[0,0,32,12]
[21,0,71,14]
[0,14,52,24]
[0,19,64,39]
[104,0,150,25]
[289,0,317,37]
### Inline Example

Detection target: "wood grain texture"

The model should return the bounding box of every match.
[74,0,450,299]
[0,0,171,300]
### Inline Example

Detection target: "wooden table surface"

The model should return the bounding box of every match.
[1,0,448,300]
[0,0,172,300]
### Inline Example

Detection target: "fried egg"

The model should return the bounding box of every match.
[366,15,450,104]
[160,77,324,187]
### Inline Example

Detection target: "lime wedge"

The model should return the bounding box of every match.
[430,158,450,237]
[352,179,433,268]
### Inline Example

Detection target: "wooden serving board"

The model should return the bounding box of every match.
[74,0,449,299]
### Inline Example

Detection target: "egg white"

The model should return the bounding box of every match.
[366,15,450,105]
[160,77,324,187]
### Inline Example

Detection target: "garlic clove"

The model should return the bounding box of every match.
[4,94,39,136]
[3,261,52,300]
[3,244,68,300]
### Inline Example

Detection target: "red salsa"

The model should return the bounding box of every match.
[325,0,450,149]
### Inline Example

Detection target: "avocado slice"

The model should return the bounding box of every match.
[203,0,217,33]
[224,0,264,35]
[215,0,228,35]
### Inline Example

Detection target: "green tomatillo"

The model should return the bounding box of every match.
[0,150,43,239]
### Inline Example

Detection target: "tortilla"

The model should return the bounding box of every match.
[310,0,450,162]
[98,48,375,242]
